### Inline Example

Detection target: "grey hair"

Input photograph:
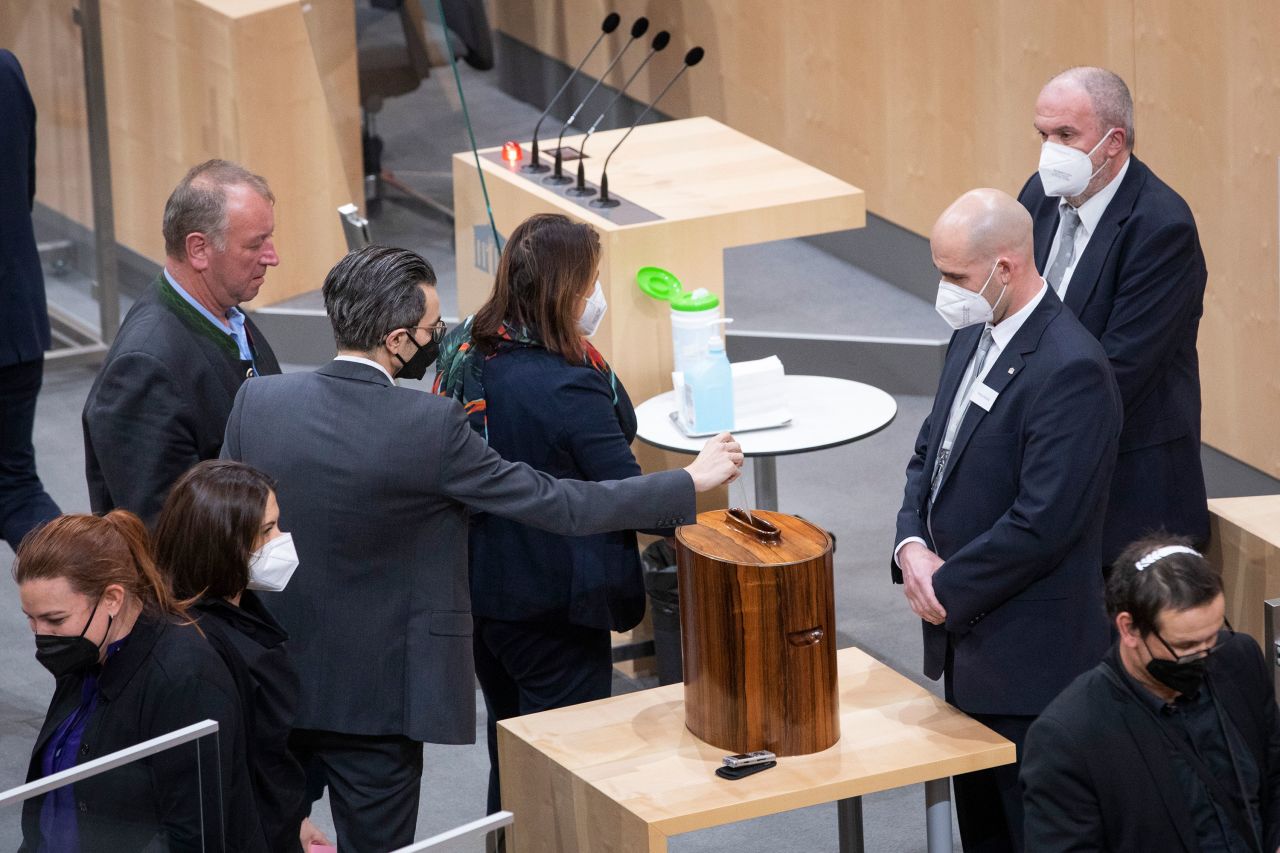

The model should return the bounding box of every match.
[1050,67,1135,149]
[322,245,436,352]
[162,160,275,261]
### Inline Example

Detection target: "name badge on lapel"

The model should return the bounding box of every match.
[970,382,999,412]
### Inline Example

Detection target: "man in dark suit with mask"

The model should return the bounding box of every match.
[82,160,281,523]
[1017,66,1208,565]
[894,188,1122,852]
[1023,537,1280,852]
[222,245,743,853]
[0,49,61,549]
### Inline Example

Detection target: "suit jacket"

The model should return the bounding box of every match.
[893,289,1122,716]
[1019,156,1208,561]
[0,50,50,368]
[82,274,280,522]
[220,359,695,744]
[1022,635,1280,852]
[467,346,657,632]
[22,613,266,853]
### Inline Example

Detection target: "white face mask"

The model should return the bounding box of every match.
[246,532,299,592]
[577,279,607,337]
[1037,127,1118,197]
[934,261,1005,330]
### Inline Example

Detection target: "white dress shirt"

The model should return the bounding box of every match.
[1044,156,1131,300]
[894,282,1049,568]
[334,354,396,384]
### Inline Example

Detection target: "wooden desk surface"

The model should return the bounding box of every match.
[1210,496,1280,544]
[458,116,864,237]
[499,646,1014,840]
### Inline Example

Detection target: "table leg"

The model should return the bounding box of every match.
[836,796,864,853]
[753,456,778,511]
[925,778,953,853]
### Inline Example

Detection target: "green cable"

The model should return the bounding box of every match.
[435,0,502,252]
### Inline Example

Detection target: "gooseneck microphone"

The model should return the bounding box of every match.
[545,16,650,185]
[568,30,671,198]
[592,47,705,208]
[523,13,621,174]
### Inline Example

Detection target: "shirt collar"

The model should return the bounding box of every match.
[163,267,244,331]
[987,280,1048,352]
[1062,155,1131,236]
[333,354,396,384]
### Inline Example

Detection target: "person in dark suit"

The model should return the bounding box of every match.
[0,49,61,549]
[15,511,266,852]
[435,213,668,814]
[893,188,1122,852]
[1018,66,1208,565]
[221,245,741,853]
[82,159,282,524]
[153,460,330,853]
[1022,537,1280,852]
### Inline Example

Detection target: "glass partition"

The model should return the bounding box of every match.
[389,810,514,853]
[0,719,222,852]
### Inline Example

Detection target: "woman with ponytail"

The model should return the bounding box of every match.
[14,510,266,852]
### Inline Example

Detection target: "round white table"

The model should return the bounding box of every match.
[634,375,898,511]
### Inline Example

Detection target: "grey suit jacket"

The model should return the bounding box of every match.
[221,359,694,743]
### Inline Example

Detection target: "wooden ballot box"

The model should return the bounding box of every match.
[451,117,865,480]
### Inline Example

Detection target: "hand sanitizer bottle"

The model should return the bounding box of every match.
[686,334,734,433]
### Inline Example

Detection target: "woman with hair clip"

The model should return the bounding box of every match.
[435,212,670,813]
[153,459,328,853]
[14,510,266,852]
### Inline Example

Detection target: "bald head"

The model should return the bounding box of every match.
[932,189,1034,266]
[1042,67,1134,149]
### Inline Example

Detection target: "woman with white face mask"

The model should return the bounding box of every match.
[153,459,328,853]
[434,213,663,815]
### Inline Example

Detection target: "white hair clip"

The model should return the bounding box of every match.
[1134,545,1201,572]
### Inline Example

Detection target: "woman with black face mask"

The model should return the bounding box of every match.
[14,511,267,852]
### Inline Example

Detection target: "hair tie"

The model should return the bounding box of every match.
[1135,545,1200,572]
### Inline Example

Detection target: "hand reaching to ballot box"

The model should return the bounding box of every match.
[684,432,744,491]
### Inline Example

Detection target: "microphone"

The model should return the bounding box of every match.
[567,30,671,198]
[592,46,705,208]
[523,12,621,174]
[545,16,650,186]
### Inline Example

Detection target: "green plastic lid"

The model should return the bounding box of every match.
[636,266,683,302]
[670,288,720,311]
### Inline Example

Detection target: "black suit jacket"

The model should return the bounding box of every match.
[221,359,694,744]
[82,274,280,522]
[22,613,266,852]
[0,50,50,368]
[1019,156,1208,561]
[893,289,1122,716]
[1022,635,1280,852]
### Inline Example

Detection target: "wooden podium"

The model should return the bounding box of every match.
[451,117,865,480]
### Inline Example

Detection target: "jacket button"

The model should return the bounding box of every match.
[79,744,90,756]
[78,801,88,813]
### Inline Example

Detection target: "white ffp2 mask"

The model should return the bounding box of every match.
[577,279,607,337]
[246,532,299,592]
[934,261,1005,330]
[1037,128,1118,197]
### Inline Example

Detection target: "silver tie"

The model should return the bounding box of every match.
[1045,206,1082,295]
[930,328,994,501]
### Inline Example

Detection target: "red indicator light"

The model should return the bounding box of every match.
[502,141,523,163]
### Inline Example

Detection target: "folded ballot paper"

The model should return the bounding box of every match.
[672,356,792,436]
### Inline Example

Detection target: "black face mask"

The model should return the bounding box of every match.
[34,597,111,679]
[393,334,438,381]
[1146,654,1207,696]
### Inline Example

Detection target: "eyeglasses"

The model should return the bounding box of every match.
[1149,619,1234,665]
[402,320,447,344]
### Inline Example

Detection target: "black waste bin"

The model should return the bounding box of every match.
[642,539,683,686]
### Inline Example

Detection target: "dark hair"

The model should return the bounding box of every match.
[152,460,276,600]
[472,213,600,363]
[1106,534,1222,636]
[323,245,436,352]
[162,159,275,260]
[13,511,190,620]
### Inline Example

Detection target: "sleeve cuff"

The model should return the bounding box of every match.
[894,537,928,569]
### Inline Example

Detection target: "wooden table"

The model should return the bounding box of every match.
[498,646,1015,853]
[1208,495,1280,646]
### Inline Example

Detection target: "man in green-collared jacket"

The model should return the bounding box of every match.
[83,160,282,523]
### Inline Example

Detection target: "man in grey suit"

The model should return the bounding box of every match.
[222,246,741,852]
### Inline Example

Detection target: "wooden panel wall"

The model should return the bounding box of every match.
[495,0,1280,480]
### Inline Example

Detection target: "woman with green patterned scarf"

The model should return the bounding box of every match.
[434,213,662,815]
